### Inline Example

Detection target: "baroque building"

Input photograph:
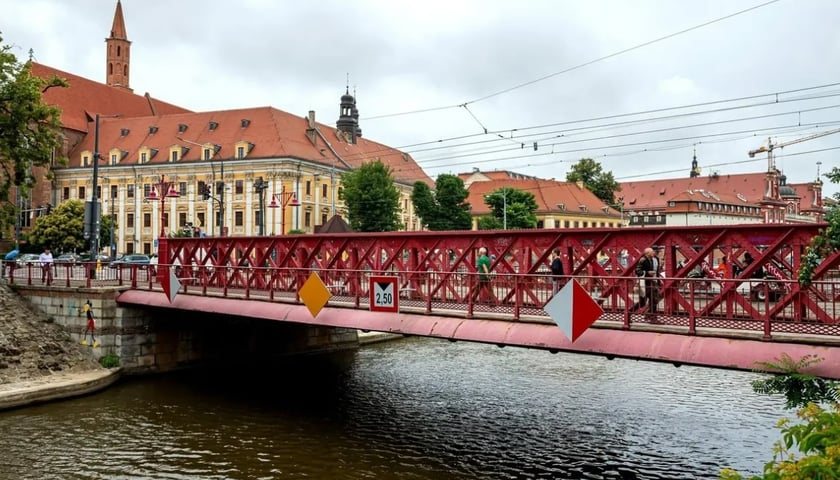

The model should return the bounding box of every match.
[29,1,430,255]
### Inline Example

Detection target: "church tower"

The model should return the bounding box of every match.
[336,84,362,144]
[105,0,132,91]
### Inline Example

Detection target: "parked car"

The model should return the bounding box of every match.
[16,254,41,266]
[109,254,151,269]
[55,254,78,264]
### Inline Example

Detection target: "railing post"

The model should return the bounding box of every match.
[688,281,696,335]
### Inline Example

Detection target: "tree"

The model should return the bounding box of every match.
[340,160,401,232]
[478,187,538,230]
[0,36,66,232]
[26,200,87,253]
[720,355,840,480]
[411,174,472,231]
[566,158,621,205]
[799,168,840,286]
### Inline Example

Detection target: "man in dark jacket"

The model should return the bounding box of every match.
[631,247,661,314]
[550,248,565,294]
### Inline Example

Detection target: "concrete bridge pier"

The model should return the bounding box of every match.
[12,285,362,374]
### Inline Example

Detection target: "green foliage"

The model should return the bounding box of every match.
[479,187,538,230]
[720,355,840,479]
[566,158,621,205]
[99,353,120,368]
[751,354,840,409]
[411,174,472,231]
[720,402,840,480]
[0,36,67,232]
[27,200,87,253]
[340,160,401,232]
[287,228,307,235]
[799,206,840,287]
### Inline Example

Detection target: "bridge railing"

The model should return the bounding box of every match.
[6,260,838,339]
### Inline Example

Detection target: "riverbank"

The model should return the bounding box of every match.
[0,368,121,410]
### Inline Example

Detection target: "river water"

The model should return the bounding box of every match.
[0,337,787,480]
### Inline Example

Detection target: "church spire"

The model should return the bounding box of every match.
[336,76,362,143]
[106,0,132,91]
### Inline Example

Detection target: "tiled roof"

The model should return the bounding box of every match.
[31,62,191,132]
[466,178,619,216]
[65,107,432,186]
[665,188,755,205]
[619,173,772,209]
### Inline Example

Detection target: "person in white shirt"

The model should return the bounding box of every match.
[38,247,54,284]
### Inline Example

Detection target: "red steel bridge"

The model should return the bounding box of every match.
[13,224,840,376]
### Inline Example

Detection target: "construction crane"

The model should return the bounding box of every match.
[748,127,840,171]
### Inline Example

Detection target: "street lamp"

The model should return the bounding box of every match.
[254,176,268,236]
[145,174,181,239]
[268,185,300,234]
[108,188,117,260]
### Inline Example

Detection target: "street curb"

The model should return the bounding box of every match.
[0,368,121,411]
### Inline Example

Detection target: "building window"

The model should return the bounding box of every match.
[306,181,311,196]
[197,213,205,230]
[163,212,169,228]
[179,212,187,227]
[110,185,118,199]
[304,211,311,227]
[573,221,579,228]
[126,242,134,255]
[179,182,187,196]
[79,186,86,200]
[322,184,328,198]
[254,210,262,229]
[235,210,244,226]
[564,220,570,228]
[143,213,151,227]
[321,212,328,224]
[171,150,179,162]
[127,213,134,226]
[63,187,70,201]
[127,184,135,198]
[140,152,147,164]
[82,155,90,167]
[203,148,211,161]
[235,180,243,195]
[142,243,151,255]
[237,146,245,159]
[143,184,151,198]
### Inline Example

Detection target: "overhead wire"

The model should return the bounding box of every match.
[364,0,782,121]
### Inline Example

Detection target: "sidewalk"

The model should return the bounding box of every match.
[0,368,121,411]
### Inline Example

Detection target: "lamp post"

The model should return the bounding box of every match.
[253,176,268,235]
[88,113,102,267]
[145,174,181,240]
[268,185,300,234]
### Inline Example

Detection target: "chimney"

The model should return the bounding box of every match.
[305,110,317,146]
[576,181,584,190]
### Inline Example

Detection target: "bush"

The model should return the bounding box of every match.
[99,353,120,368]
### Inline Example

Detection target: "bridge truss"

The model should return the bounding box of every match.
[151,224,840,339]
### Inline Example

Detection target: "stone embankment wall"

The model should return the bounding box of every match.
[0,285,103,386]
[10,284,363,374]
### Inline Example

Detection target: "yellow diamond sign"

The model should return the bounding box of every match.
[299,272,332,318]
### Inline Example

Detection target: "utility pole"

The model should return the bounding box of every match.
[88,113,102,276]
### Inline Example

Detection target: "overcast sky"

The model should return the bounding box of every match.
[3,0,839,197]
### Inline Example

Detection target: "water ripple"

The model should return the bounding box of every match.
[0,338,787,479]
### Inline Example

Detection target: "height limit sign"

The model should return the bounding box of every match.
[370,276,399,313]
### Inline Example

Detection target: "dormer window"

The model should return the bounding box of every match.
[178,123,189,133]
[81,150,92,167]
[209,121,219,131]
[140,152,147,164]
[234,140,255,159]
[108,148,128,165]
[201,143,220,161]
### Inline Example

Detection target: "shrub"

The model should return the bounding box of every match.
[99,353,120,368]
